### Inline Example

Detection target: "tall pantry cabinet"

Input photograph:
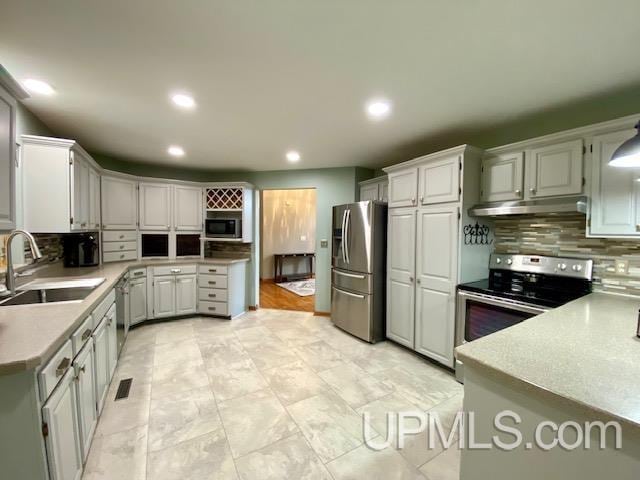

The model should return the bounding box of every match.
[383,145,491,368]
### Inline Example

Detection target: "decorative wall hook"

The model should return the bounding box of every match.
[463,222,493,245]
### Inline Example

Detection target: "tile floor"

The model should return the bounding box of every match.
[82,309,463,480]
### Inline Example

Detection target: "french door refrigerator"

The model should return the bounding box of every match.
[331,201,387,342]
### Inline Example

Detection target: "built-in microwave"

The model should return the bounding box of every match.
[205,217,241,239]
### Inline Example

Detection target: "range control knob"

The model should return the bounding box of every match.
[495,257,502,264]
[506,258,513,265]
[558,263,567,271]
[572,264,583,272]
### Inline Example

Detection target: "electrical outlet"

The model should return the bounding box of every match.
[616,259,629,275]
[300,235,307,241]
[320,239,328,248]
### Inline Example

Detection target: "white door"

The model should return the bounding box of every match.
[106,307,118,380]
[42,368,83,480]
[388,169,418,208]
[414,206,458,367]
[589,129,640,237]
[101,176,138,230]
[379,181,389,202]
[71,154,90,230]
[526,139,584,198]
[139,183,172,230]
[175,274,197,315]
[0,84,17,230]
[386,208,416,348]
[88,167,101,230]
[92,318,109,414]
[153,276,176,318]
[419,155,460,205]
[73,339,97,462]
[174,185,203,230]
[481,152,524,202]
[359,183,379,202]
[129,277,147,326]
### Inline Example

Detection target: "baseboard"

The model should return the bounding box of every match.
[313,311,331,317]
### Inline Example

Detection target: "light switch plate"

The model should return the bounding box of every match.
[617,259,629,275]
[320,239,328,248]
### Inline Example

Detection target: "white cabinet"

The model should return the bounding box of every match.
[589,129,640,237]
[129,276,148,326]
[174,185,203,230]
[526,139,583,198]
[106,306,118,380]
[359,183,380,202]
[387,169,418,208]
[88,167,101,230]
[0,79,20,231]
[92,317,109,414]
[204,185,254,242]
[481,152,524,202]
[175,274,197,315]
[153,276,176,318]
[73,340,97,462]
[71,153,90,230]
[41,368,83,480]
[380,182,388,202]
[139,182,172,230]
[101,176,138,230]
[359,177,389,202]
[414,206,458,367]
[386,208,416,348]
[419,155,460,205]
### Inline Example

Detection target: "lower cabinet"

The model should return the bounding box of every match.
[176,274,197,315]
[153,275,177,318]
[106,306,118,380]
[129,276,148,326]
[42,368,83,480]
[73,339,97,462]
[152,268,197,318]
[92,317,110,414]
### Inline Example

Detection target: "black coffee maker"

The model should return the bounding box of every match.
[63,233,100,267]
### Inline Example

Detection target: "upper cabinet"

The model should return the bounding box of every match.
[418,155,460,205]
[88,167,101,230]
[480,152,524,202]
[139,182,171,231]
[358,176,388,202]
[101,176,138,230]
[174,185,203,231]
[22,136,101,233]
[589,128,640,237]
[387,169,418,208]
[205,185,254,242]
[0,69,27,231]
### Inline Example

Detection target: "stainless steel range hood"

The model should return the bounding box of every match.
[468,195,588,217]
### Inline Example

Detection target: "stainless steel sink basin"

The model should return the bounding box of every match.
[0,277,105,307]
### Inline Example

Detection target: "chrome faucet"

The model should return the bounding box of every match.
[3,230,43,296]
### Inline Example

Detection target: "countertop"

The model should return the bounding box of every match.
[0,256,250,376]
[456,292,640,429]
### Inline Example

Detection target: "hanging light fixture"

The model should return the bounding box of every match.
[609,121,640,167]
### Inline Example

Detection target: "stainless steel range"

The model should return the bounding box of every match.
[455,253,593,380]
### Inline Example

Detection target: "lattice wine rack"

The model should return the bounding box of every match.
[206,187,244,210]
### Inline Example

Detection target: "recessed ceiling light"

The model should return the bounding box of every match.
[286,151,301,163]
[366,99,392,120]
[168,145,185,157]
[23,79,55,96]
[170,93,195,109]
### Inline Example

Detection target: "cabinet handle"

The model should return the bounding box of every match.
[208,306,216,311]
[411,198,416,205]
[419,196,424,203]
[56,357,71,377]
[208,293,216,298]
[133,271,144,276]
[409,276,414,283]
[208,281,216,285]
[417,278,421,284]
[209,269,217,273]
[170,268,181,274]
[120,254,125,259]
[515,189,521,196]
[529,187,536,194]
[81,329,92,341]
[636,224,640,232]
[120,245,125,249]
[119,235,124,239]
[81,222,87,227]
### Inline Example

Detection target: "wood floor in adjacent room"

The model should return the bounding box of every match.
[259,280,315,312]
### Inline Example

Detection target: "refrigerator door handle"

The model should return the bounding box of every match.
[332,286,365,299]
[340,209,347,263]
[334,270,365,279]
[344,209,351,264]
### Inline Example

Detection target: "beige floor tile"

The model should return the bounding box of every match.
[95,382,151,437]
[419,442,461,480]
[218,389,299,458]
[319,360,394,408]
[152,359,210,398]
[199,333,249,366]
[234,433,332,480]
[207,357,268,401]
[294,340,345,372]
[153,337,203,366]
[327,444,426,480]
[262,360,328,405]
[243,340,301,371]
[154,320,196,345]
[271,326,322,347]
[82,425,147,480]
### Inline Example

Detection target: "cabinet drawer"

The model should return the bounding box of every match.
[39,339,73,402]
[153,264,197,276]
[199,274,228,289]
[103,241,137,253]
[103,230,137,242]
[199,300,228,316]
[92,289,116,329]
[71,315,94,356]
[130,267,147,278]
[198,288,228,302]
[104,250,137,263]
[198,264,228,275]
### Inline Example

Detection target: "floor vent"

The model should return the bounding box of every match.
[114,378,133,400]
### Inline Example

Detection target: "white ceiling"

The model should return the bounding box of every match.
[2,0,640,171]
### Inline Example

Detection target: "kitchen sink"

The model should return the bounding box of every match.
[0,277,105,307]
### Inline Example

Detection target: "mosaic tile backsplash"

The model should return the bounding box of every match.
[493,214,640,297]
[0,233,63,268]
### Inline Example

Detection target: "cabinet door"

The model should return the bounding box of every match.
[175,274,197,315]
[92,319,109,414]
[140,183,172,230]
[386,208,416,348]
[419,155,460,205]
[174,185,203,230]
[106,308,118,380]
[359,183,379,202]
[71,155,90,230]
[414,206,458,367]
[388,169,418,208]
[101,176,138,230]
[129,277,147,326]
[590,129,640,236]
[42,368,83,480]
[0,84,16,230]
[481,152,524,202]
[526,139,583,198]
[74,340,97,462]
[379,181,389,202]
[153,276,176,318]
[88,167,101,230]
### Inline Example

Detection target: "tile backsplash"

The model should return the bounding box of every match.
[0,233,63,269]
[493,214,640,297]
[204,241,252,256]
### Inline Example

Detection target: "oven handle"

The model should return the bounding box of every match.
[457,290,550,315]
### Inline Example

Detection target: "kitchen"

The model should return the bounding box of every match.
[2,2,640,480]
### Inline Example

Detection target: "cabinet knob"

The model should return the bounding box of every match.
[515,189,521,196]
[120,245,125,249]
[419,196,424,203]
[120,254,125,259]
[529,187,536,194]
[119,235,124,239]
[636,224,640,232]
[411,198,416,205]
[409,276,414,283]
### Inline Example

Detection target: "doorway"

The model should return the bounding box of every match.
[259,188,316,312]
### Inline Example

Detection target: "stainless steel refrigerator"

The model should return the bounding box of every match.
[331,201,387,343]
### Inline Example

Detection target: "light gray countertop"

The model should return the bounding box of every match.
[0,256,250,376]
[456,292,640,429]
